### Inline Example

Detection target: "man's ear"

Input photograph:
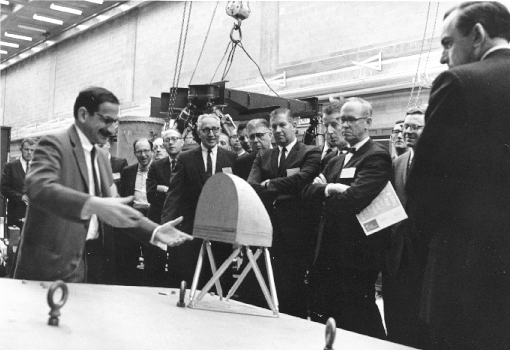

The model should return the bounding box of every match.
[76,106,89,123]
[472,23,487,52]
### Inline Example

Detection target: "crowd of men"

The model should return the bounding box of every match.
[0,2,509,349]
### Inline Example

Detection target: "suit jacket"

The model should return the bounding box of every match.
[248,142,321,256]
[119,164,138,199]
[406,48,510,327]
[110,156,128,189]
[302,139,391,270]
[233,151,257,180]
[321,149,343,171]
[1,159,27,224]
[147,157,173,223]
[13,125,157,283]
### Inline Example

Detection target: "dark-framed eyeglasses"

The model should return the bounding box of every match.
[249,132,270,140]
[403,124,424,132]
[163,137,182,143]
[200,127,221,134]
[340,116,368,124]
[96,113,119,127]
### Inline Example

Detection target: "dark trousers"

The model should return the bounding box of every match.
[311,262,386,340]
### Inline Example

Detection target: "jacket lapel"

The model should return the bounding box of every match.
[216,148,225,173]
[97,146,112,197]
[162,157,171,182]
[193,147,207,184]
[284,142,300,168]
[344,139,373,168]
[16,159,25,175]
[69,125,90,193]
[271,148,279,177]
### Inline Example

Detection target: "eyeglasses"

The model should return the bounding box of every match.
[340,116,368,124]
[200,127,221,134]
[97,113,119,127]
[163,137,182,143]
[403,124,424,132]
[238,135,248,142]
[153,144,164,149]
[391,129,404,135]
[229,135,238,140]
[249,132,270,140]
[134,150,152,156]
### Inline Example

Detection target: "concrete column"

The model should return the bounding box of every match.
[259,2,279,74]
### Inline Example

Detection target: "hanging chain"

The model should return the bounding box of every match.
[406,1,431,112]
[415,2,440,106]
[189,1,219,85]
[168,1,193,122]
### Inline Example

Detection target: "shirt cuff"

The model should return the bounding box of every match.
[150,226,167,250]
[325,184,332,197]
[80,197,93,220]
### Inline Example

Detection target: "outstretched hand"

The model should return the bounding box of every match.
[155,217,193,247]
[87,196,143,228]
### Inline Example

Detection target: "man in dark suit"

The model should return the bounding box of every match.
[100,137,128,190]
[233,118,272,181]
[161,114,237,287]
[115,138,153,286]
[13,87,192,284]
[1,138,36,231]
[320,101,349,171]
[302,97,390,339]
[383,106,429,348]
[390,120,407,159]
[145,129,184,287]
[406,3,510,349]
[248,107,321,318]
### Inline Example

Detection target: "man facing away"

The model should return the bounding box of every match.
[406,2,510,349]
[13,86,192,283]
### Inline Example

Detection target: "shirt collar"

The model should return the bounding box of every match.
[201,143,218,155]
[138,161,151,172]
[75,123,94,152]
[350,137,370,151]
[278,137,297,153]
[481,44,510,61]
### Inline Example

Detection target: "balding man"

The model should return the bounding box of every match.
[406,2,510,349]
[145,129,184,286]
[303,97,390,339]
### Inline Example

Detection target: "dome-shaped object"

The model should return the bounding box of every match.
[193,173,272,247]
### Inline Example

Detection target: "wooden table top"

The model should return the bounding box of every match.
[0,278,414,350]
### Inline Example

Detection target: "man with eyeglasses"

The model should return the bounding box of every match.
[152,137,168,161]
[406,3,510,349]
[13,87,192,284]
[115,138,154,285]
[302,97,390,338]
[145,129,184,287]
[248,107,321,319]
[161,114,237,287]
[383,106,428,348]
[233,118,272,181]
[390,120,408,159]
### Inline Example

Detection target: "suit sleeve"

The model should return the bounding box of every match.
[247,152,263,186]
[1,163,23,202]
[119,167,131,198]
[325,151,391,214]
[146,161,159,205]
[24,135,89,222]
[267,147,321,195]
[161,160,184,224]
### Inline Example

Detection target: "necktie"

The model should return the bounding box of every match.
[90,147,102,197]
[278,147,287,177]
[325,148,332,155]
[348,147,357,154]
[26,161,30,173]
[171,159,176,172]
[206,149,213,178]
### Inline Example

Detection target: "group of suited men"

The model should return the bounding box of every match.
[2,2,510,349]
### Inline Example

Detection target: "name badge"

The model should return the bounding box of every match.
[287,168,300,177]
[340,167,356,178]
[222,167,233,174]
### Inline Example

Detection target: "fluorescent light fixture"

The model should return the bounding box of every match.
[84,0,103,4]
[31,46,42,53]
[0,0,9,5]
[5,31,32,41]
[19,52,28,59]
[33,14,63,25]
[0,40,19,48]
[97,15,109,21]
[77,24,89,30]
[18,23,48,33]
[50,3,82,15]
[0,50,7,54]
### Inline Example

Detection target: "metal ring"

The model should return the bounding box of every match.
[47,280,69,310]
[229,24,242,44]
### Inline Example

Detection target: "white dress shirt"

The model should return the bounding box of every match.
[277,138,297,167]
[201,144,218,174]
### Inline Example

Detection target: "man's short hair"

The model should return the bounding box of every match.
[323,101,343,116]
[394,119,405,125]
[269,107,294,123]
[73,86,119,119]
[246,118,270,132]
[237,122,248,133]
[344,97,373,118]
[133,138,153,152]
[20,138,37,148]
[445,1,510,40]
[162,129,182,139]
[406,104,428,116]
[197,113,221,130]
